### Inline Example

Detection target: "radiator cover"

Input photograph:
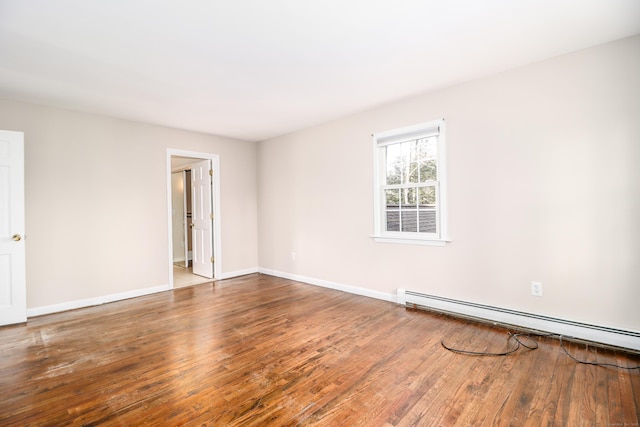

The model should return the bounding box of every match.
[397,288,640,352]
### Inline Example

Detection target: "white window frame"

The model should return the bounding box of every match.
[372,118,449,246]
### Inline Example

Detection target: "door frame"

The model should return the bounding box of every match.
[166,149,221,287]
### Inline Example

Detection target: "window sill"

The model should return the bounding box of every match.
[371,235,451,247]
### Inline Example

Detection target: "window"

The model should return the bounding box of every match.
[372,119,448,246]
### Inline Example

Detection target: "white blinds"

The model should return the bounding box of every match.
[374,120,441,147]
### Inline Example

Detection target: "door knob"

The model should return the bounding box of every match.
[12,234,22,241]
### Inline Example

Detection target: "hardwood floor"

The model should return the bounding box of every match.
[0,274,638,426]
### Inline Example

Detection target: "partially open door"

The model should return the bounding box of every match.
[0,130,26,325]
[191,159,214,279]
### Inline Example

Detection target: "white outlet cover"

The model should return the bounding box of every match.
[531,281,543,296]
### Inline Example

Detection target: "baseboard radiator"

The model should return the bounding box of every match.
[397,288,640,352]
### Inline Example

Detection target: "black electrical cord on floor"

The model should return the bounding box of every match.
[441,330,640,371]
[440,331,540,357]
[559,335,640,371]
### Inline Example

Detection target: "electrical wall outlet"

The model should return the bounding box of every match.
[531,281,543,297]
[291,252,296,261]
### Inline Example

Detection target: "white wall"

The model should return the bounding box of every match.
[257,35,640,332]
[0,99,258,310]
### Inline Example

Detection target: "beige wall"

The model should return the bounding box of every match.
[257,35,640,332]
[1,35,638,332]
[0,99,258,309]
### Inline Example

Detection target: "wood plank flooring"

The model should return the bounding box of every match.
[0,273,638,426]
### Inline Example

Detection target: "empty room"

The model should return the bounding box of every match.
[1,1,639,425]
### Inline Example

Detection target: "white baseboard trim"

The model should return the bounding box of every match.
[398,289,640,352]
[258,268,396,303]
[26,267,260,318]
[219,267,260,280]
[27,284,171,318]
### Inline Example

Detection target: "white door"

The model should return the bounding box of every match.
[191,159,214,278]
[0,130,26,325]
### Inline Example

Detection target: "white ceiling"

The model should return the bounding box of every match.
[1,1,639,142]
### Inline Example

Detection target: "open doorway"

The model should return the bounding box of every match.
[166,149,221,288]
[171,168,200,287]
[171,169,191,269]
